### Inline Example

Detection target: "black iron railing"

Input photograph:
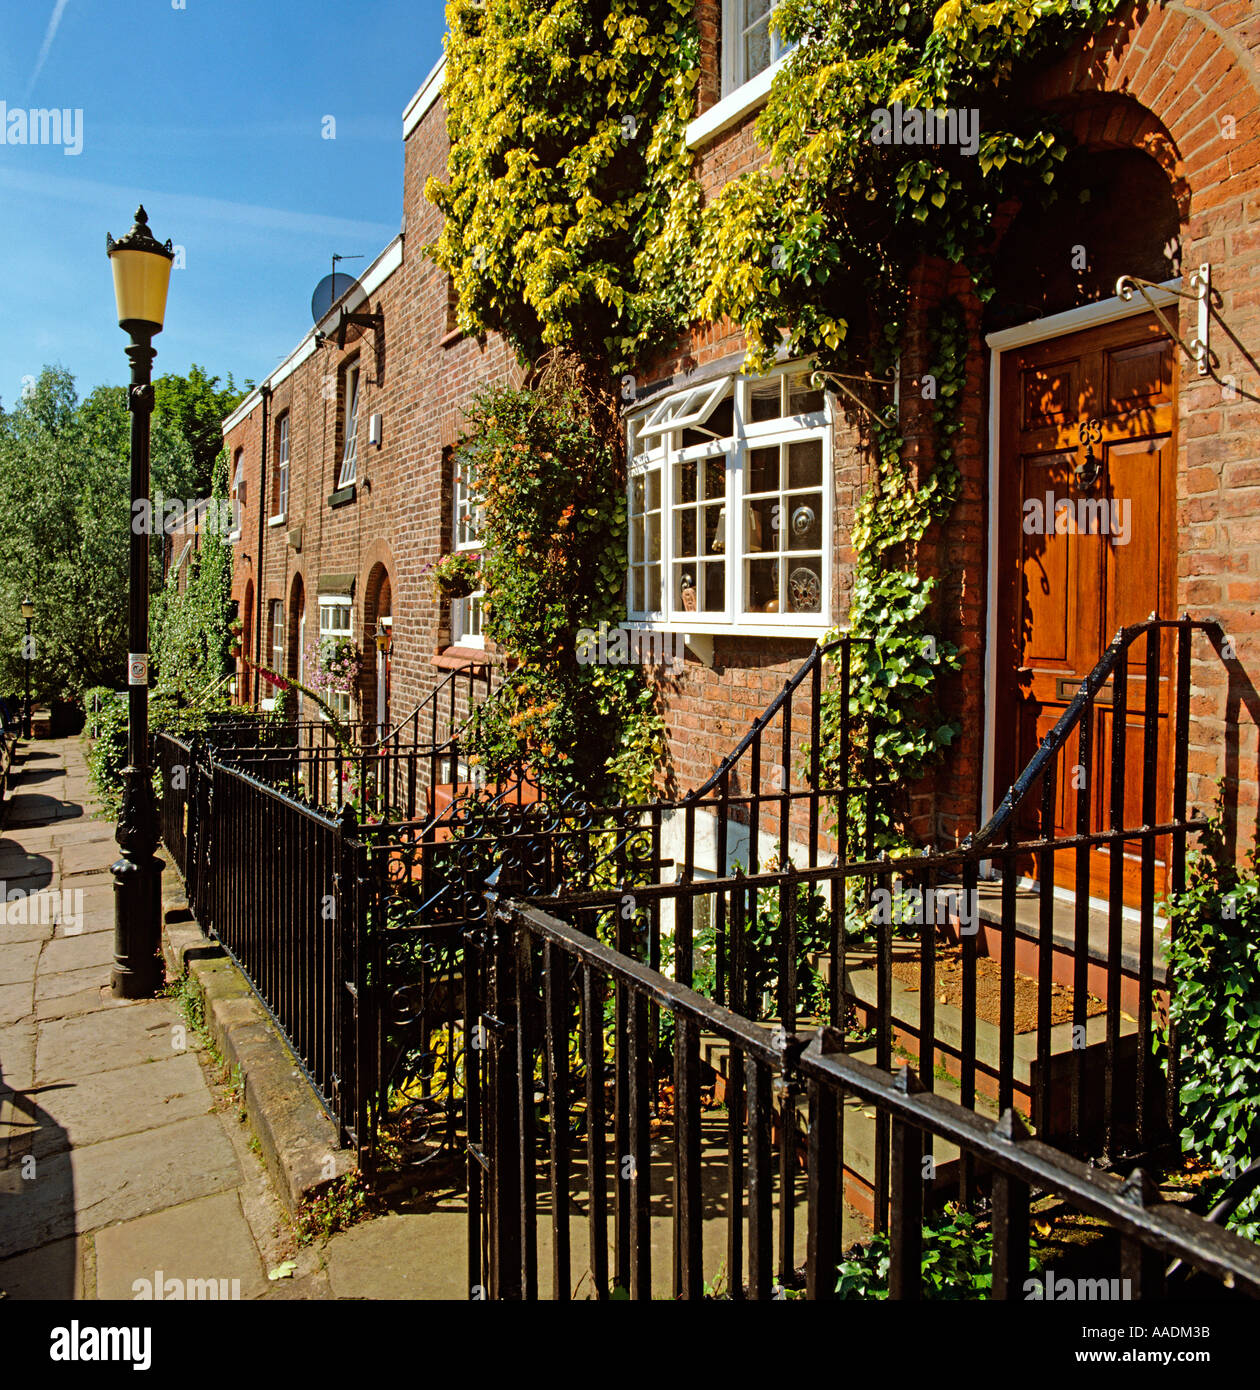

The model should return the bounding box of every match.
[470,895,1260,1301]
[152,617,1231,1209]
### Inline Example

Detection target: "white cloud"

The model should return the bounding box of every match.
[27,0,72,98]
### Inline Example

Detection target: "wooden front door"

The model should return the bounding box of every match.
[994,312,1178,903]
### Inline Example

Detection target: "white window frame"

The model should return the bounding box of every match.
[269,599,285,677]
[338,363,360,488]
[451,452,485,649]
[639,374,733,442]
[229,451,245,540]
[722,0,795,98]
[317,596,354,720]
[271,412,289,523]
[626,363,831,637]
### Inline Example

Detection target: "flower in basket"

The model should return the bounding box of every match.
[421,550,481,600]
[305,637,362,696]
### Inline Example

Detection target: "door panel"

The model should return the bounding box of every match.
[995,312,1177,904]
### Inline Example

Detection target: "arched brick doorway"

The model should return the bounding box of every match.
[363,563,393,738]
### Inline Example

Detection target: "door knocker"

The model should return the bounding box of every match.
[1075,416,1103,488]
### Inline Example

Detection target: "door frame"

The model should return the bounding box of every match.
[980,278,1183,847]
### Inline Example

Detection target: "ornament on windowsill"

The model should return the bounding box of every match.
[680,573,697,612]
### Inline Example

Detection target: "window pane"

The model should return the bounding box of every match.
[703,502,725,556]
[786,494,822,550]
[746,498,776,552]
[646,514,660,562]
[747,557,779,613]
[630,569,644,612]
[788,438,823,489]
[788,372,825,417]
[747,446,780,495]
[787,559,823,613]
[630,516,644,563]
[703,457,724,501]
[749,378,781,423]
[702,561,725,611]
[744,15,772,82]
[675,507,697,557]
[676,459,697,504]
[646,564,661,610]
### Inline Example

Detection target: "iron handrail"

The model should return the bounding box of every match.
[966,615,1222,854]
[686,634,864,801]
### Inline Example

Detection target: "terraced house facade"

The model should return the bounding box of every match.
[225,0,1260,888]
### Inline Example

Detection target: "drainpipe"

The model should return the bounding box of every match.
[255,383,271,706]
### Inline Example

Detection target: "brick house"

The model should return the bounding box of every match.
[224,1,1260,893]
[222,59,519,738]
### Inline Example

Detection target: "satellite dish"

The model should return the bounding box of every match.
[310,256,375,348]
[311,272,361,325]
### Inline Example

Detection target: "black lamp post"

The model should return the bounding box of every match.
[106,206,174,1000]
[20,596,34,739]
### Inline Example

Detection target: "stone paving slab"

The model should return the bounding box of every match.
[6,793,80,827]
[26,1053,211,1158]
[35,963,110,1003]
[0,1235,83,1300]
[0,914,55,946]
[0,847,56,881]
[0,1020,36,1092]
[39,931,114,978]
[61,842,118,877]
[0,940,42,988]
[36,999,177,1081]
[35,986,108,1023]
[324,1211,470,1300]
[0,1113,243,1260]
[0,981,34,1026]
[94,1190,267,1301]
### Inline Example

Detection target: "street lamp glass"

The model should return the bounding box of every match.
[106,206,174,335]
[20,598,34,620]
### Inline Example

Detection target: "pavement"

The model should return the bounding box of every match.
[0,736,468,1302]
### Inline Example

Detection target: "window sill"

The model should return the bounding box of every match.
[328,485,356,508]
[227,530,242,544]
[686,57,787,150]
[434,645,490,671]
[267,514,287,528]
[625,618,827,640]
[439,327,466,349]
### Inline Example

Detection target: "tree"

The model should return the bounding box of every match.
[153,363,251,498]
[0,363,238,706]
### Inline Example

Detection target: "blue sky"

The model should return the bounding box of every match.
[0,0,449,407]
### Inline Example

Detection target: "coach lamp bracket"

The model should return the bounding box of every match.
[1118,266,1260,406]
[1117,265,1213,375]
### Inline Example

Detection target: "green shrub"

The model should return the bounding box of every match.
[1162,802,1260,1239]
[835,1204,1034,1299]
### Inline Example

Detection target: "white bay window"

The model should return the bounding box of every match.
[626,365,829,634]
